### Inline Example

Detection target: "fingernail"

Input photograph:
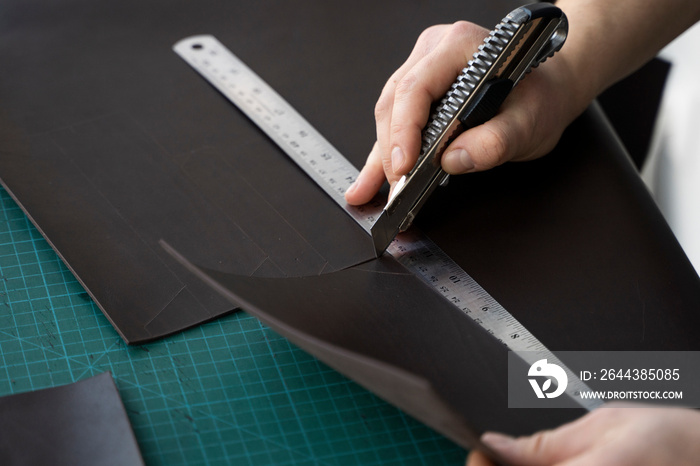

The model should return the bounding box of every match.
[345,181,357,196]
[346,172,363,197]
[481,432,515,451]
[444,149,474,172]
[391,146,405,174]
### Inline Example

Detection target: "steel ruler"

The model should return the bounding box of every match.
[173,35,601,411]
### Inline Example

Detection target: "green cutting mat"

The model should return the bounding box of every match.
[0,185,467,465]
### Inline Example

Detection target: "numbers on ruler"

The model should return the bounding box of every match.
[176,39,570,394]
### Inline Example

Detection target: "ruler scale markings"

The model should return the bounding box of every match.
[173,35,601,411]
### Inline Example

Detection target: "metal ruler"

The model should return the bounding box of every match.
[173,35,601,411]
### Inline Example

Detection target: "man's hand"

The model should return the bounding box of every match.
[344,0,700,207]
[344,20,583,206]
[466,404,700,466]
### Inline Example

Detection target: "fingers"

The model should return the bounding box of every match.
[382,22,489,179]
[441,114,519,174]
[344,142,385,205]
[383,21,489,180]
[478,406,637,466]
[479,414,602,466]
[345,19,582,205]
[346,25,448,206]
[482,430,578,466]
[440,63,565,175]
[465,450,496,466]
[345,21,489,205]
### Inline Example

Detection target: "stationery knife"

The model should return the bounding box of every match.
[370,2,568,255]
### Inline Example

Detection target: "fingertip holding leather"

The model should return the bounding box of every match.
[343,180,358,199]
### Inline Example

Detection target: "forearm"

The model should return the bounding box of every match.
[556,0,700,103]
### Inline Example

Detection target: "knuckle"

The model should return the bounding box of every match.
[476,125,511,169]
[389,121,406,140]
[416,24,448,47]
[448,20,472,37]
[381,155,394,179]
[374,93,392,122]
[390,119,422,142]
[445,20,489,58]
[525,430,553,457]
[445,20,478,44]
[374,100,388,122]
[416,25,437,44]
[393,72,418,99]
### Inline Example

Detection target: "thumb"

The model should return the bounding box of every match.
[480,430,566,466]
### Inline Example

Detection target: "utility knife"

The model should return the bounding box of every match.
[370,2,568,255]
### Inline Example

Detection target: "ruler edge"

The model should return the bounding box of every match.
[172,34,601,411]
[173,34,382,232]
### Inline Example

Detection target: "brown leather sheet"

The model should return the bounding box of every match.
[0,0,515,342]
[2,0,700,450]
[0,372,144,465]
[164,103,700,451]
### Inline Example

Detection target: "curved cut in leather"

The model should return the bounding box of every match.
[163,241,584,449]
[2,0,699,357]
[162,102,700,449]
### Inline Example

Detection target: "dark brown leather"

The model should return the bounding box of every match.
[0,373,144,466]
[164,104,700,452]
[2,0,700,456]
[0,0,512,343]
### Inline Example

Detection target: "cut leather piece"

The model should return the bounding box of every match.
[0,372,144,466]
[163,241,584,451]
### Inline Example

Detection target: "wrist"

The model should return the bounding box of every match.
[555,0,700,100]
